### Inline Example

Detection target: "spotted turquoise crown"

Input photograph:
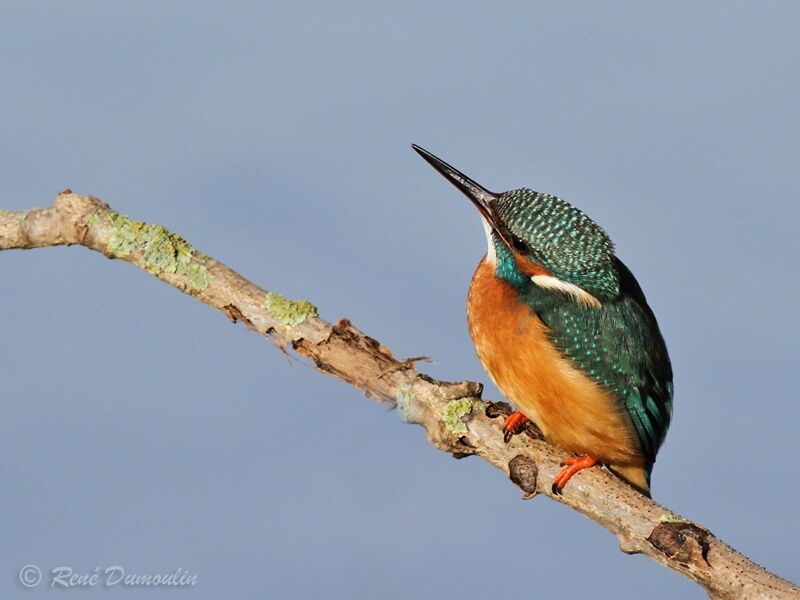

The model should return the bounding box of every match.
[492,189,620,300]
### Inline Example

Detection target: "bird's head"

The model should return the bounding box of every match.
[413,144,620,307]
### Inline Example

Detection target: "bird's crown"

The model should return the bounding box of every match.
[493,188,619,300]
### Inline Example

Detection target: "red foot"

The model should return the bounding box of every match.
[503,411,530,443]
[552,455,599,495]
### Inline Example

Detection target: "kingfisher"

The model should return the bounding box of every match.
[413,144,673,496]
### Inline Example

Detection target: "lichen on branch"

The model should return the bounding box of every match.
[96,209,211,291]
[265,291,318,325]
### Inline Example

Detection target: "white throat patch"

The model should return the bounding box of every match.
[530,274,601,308]
[480,216,497,264]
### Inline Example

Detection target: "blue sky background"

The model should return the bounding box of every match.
[2,2,799,598]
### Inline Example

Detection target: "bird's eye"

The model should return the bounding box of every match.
[511,236,529,253]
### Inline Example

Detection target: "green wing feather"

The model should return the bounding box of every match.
[523,258,673,470]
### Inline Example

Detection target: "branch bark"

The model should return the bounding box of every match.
[2,191,797,599]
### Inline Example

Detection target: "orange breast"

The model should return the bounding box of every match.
[467,259,642,467]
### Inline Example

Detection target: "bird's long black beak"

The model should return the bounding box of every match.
[412,144,500,229]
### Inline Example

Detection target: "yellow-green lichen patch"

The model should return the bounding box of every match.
[442,398,487,435]
[396,388,416,422]
[105,212,141,257]
[103,210,211,291]
[264,292,318,326]
[0,209,13,218]
[183,260,211,292]
[660,513,687,524]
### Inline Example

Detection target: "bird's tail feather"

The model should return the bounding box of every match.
[608,464,651,498]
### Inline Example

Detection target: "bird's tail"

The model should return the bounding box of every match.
[609,464,651,498]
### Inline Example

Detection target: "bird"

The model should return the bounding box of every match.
[412,144,673,496]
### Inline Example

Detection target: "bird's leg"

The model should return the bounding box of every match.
[502,411,530,443]
[551,455,599,495]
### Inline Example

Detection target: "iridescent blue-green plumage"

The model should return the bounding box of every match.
[495,189,620,300]
[492,190,673,480]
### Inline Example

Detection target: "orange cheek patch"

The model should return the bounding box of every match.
[513,252,551,278]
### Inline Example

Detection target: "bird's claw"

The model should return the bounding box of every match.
[551,455,599,495]
[502,411,530,443]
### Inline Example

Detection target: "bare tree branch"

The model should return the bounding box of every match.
[2,191,797,599]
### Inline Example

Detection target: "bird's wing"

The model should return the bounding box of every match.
[531,258,674,467]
